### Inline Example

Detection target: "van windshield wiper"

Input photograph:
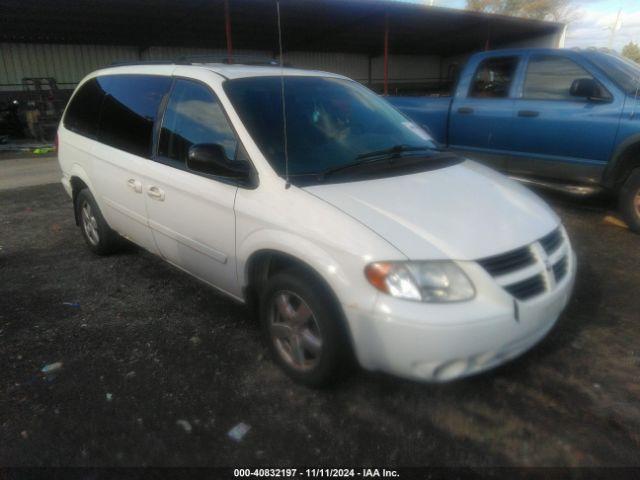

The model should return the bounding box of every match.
[317,145,434,181]
[355,144,433,160]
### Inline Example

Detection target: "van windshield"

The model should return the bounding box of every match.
[223,76,438,177]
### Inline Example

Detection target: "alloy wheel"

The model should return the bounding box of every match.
[268,290,323,371]
[81,200,100,246]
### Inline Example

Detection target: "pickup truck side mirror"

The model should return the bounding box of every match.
[570,78,609,102]
[186,143,251,180]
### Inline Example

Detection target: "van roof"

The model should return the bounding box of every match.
[91,62,347,81]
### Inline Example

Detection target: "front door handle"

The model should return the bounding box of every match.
[147,185,165,201]
[518,110,540,118]
[127,178,142,193]
[457,107,474,114]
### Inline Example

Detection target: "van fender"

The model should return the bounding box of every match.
[68,163,98,224]
[69,163,95,195]
[237,229,354,303]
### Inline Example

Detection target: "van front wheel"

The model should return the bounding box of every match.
[619,168,640,234]
[75,189,121,255]
[259,269,352,387]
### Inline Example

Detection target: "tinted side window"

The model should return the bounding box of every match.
[97,75,171,158]
[158,79,238,166]
[64,78,106,138]
[470,57,518,99]
[524,56,595,101]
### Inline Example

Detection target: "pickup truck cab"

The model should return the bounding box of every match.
[389,48,640,231]
[58,62,575,386]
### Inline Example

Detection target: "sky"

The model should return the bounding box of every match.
[427,0,640,52]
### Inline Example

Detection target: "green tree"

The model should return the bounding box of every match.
[466,0,574,22]
[622,42,640,64]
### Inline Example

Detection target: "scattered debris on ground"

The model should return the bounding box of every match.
[176,420,193,434]
[228,422,251,443]
[41,362,63,375]
[603,214,628,229]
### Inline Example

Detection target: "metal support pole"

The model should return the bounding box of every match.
[225,0,233,62]
[383,13,389,95]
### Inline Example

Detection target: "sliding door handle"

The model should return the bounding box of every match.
[457,107,474,114]
[127,178,142,193]
[518,110,540,118]
[147,185,165,201]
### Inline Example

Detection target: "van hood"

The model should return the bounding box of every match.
[303,160,559,261]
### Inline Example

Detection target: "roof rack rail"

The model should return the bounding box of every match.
[178,54,280,66]
[109,54,282,68]
[110,59,180,67]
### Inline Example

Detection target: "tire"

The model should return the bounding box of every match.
[259,269,352,387]
[75,189,121,255]
[619,168,640,233]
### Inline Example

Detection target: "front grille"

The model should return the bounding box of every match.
[477,246,535,277]
[553,256,568,282]
[478,227,568,302]
[540,228,563,255]
[504,274,546,301]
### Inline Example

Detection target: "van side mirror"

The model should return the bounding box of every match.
[187,143,250,179]
[570,78,608,102]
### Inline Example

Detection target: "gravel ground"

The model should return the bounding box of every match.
[1,183,639,467]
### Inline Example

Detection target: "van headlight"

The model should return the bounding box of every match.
[365,261,475,303]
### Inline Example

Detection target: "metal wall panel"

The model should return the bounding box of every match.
[140,46,267,61]
[282,52,370,82]
[1,36,554,97]
[370,54,441,83]
[0,43,139,89]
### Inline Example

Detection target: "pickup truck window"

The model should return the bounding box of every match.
[587,51,640,95]
[470,57,518,99]
[524,56,597,101]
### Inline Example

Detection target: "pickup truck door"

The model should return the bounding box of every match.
[143,72,242,299]
[508,53,623,184]
[448,54,523,172]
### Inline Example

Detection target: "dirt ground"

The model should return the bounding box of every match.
[1,183,639,467]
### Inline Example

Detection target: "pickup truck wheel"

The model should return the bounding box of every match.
[75,189,121,255]
[619,168,640,233]
[259,269,352,387]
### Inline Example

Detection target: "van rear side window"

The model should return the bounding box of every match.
[63,78,105,138]
[97,75,171,158]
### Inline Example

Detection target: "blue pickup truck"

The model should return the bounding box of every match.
[389,48,640,232]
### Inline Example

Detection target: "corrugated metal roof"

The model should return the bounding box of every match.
[1,0,564,57]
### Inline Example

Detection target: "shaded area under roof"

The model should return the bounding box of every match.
[0,0,564,57]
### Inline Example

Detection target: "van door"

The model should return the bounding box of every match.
[449,55,521,172]
[508,54,623,184]
[144,76,241,298]
[91,74,172,253]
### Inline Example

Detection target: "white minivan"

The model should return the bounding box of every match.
[58,61,576,386]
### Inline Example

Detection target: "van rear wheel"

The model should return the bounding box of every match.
[619,168,640,234]
[259,269,352,387]
[76,189,121,255]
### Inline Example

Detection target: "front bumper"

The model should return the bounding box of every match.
[344,249,576,382]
